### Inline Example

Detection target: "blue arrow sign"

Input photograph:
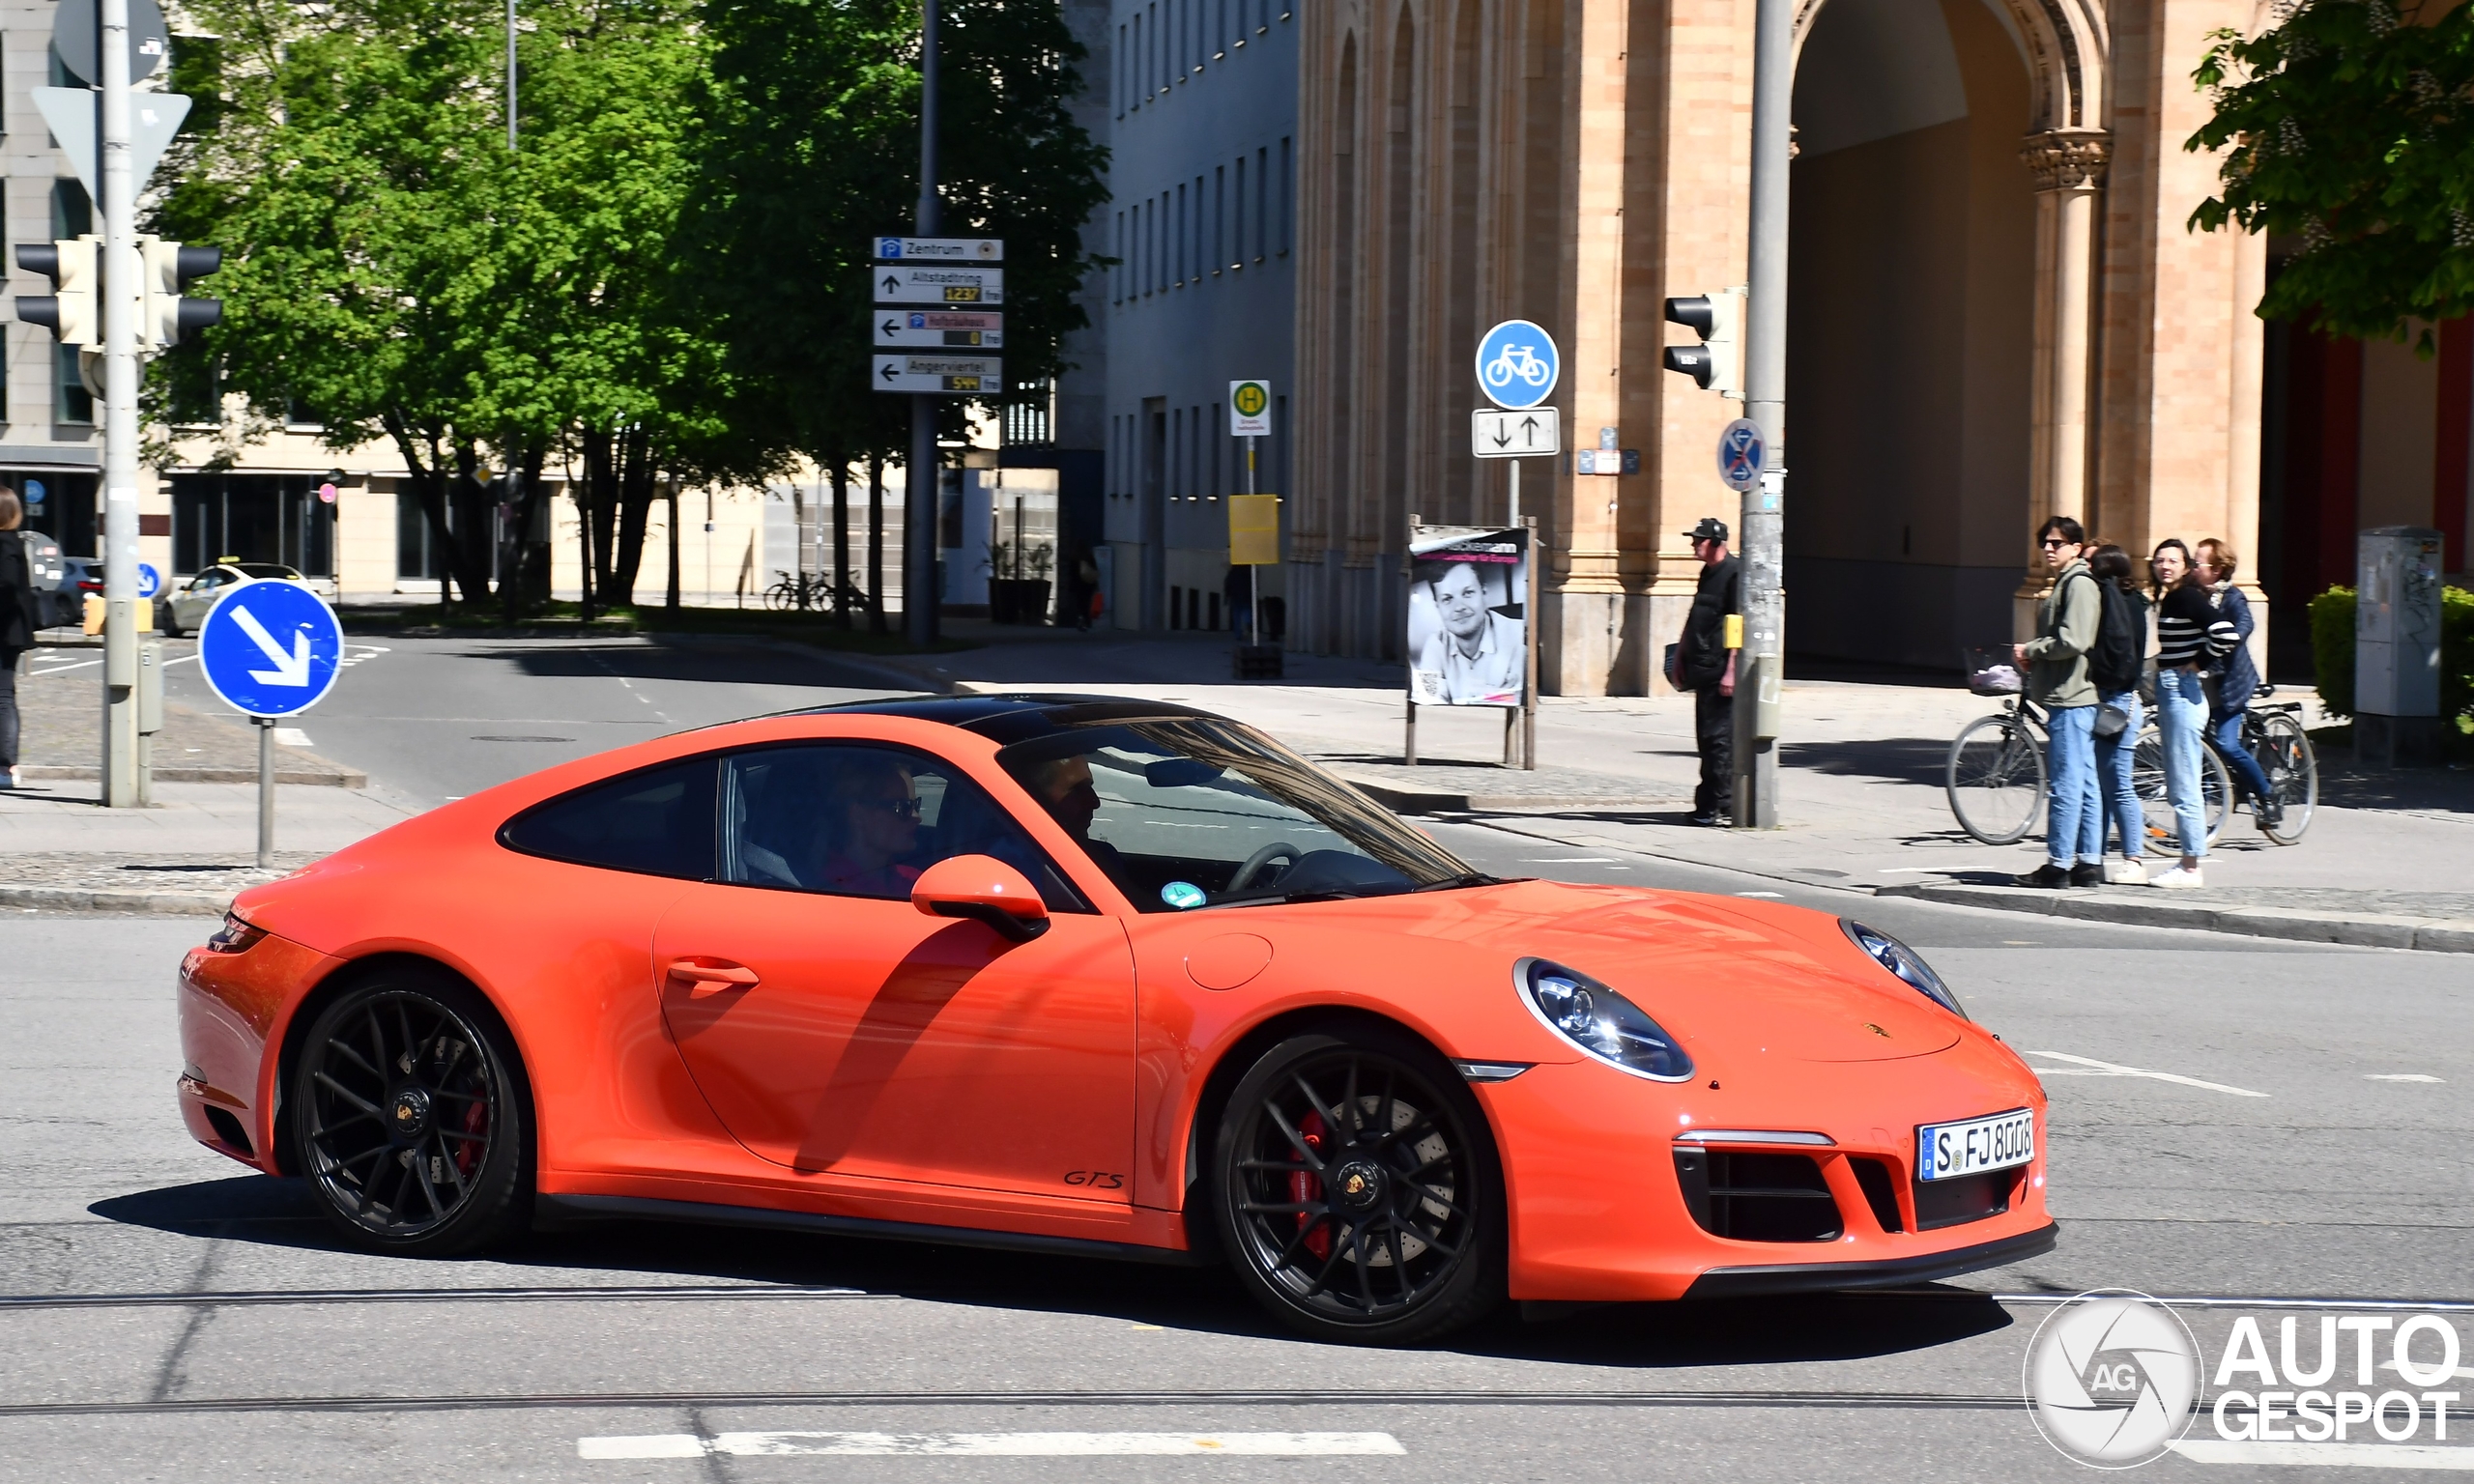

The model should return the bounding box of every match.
[195,578,343,719]
[135,562,160,599]
[1717,417,1765,493]
[1474,320,1560,411]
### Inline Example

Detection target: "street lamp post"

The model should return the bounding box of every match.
[903,0,942,649]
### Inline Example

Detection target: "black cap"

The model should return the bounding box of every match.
[1683,517,1729,544]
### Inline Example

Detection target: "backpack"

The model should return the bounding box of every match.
[2086,576,2143,697]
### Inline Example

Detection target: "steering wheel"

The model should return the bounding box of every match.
[1226,842,1303,893]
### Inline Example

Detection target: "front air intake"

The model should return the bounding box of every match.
[1673,1149,1843,1241]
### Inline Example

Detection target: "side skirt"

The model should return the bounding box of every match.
[535,1193,1211,1269]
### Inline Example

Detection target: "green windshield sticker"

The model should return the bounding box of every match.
[1161,881,1207,909]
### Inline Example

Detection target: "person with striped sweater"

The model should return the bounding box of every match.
[2148,540,2237,886]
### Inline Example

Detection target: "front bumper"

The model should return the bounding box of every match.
[1680,1220,2058,1299]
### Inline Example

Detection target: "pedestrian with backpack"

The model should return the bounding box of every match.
[2081,545,2150,882]
[2011,516,2103,889]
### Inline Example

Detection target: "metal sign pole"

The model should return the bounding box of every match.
[1247,433,1259,647]
[1404,511,1418,766]
[903,0,942,649]
[1522,515,1538,771]
[1508,461,1520,527]
[1736,0,1792,828]
[99,0,142,807]
[254,717,274,868]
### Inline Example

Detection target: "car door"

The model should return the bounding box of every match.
[175,567,233,631]
[651,741,1138,1202]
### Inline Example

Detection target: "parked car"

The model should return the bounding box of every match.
[56,554,102,631]
[158,560,304,637]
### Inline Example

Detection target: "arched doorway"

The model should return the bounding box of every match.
[1784,0,2038,670]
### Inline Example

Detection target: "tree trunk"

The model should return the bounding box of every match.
[380,413,484,609]
[866,453,887,635]
[449,441,495,603]
[830,452,852,629]
[610,423,657,605]
[665,479,680,612]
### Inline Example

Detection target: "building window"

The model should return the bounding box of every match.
[1113,210,1124,302]
[50,179,91,240]
[1256,146,1270,260]
[1117,22,1128,112]
[55,344,92,424]
[1215,166,1226,272]
[1175,183,1187,285]
[172,474,335,578]
[1232,156,1247,269]
[1279,137,1293,255]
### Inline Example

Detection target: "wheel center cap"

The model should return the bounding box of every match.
[1332,1159,1386,1212]
[390,1086,431,1139]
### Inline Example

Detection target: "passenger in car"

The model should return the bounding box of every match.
[815,754,925,898]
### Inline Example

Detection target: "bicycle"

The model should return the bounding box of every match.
[1946,646,2049,844]
[2229,684,2316,844]
[1482,343,1553,390]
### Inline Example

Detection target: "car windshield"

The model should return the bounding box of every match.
[996,716,1490,911]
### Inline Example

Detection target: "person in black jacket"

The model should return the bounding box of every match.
[1671,518,1740,826]
[0,488,49,788]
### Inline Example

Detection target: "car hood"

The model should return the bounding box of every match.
[1213,877,1962,1063]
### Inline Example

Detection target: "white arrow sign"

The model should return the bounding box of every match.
[873,355,1002,393]
[231,605,312,687]
[873,266,1004,304]
[1471,407,1560,459]
[875,309,1004,349]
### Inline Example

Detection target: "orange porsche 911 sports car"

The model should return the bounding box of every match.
[178,696,2055,1343]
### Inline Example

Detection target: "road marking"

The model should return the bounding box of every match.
[2023,1049,2268,1098]
[2368,1074,2446,1083]
[2172,1440,2474,1469]
[579,1432,1409,1459]
[31,658,100,675]
[1521,857,1620,863]
[273,728,312,747]
[2382,1360,2474,1381]
[1737,891,1785,899]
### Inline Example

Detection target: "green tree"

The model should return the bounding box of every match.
[154,0,734,609]
[680,0,1109,612]
[2189,0,2474,350]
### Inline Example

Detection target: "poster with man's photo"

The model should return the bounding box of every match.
[1407,525,1529,707]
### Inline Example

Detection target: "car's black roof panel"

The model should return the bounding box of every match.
[782,693,1230,746]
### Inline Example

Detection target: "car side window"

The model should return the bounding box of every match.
[499,756,718,879]
[717,743,1084,910]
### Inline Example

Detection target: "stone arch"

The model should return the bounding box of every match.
[1793,0,2103,131]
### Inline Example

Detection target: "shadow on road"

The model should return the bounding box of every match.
[95,1176,2009,1368]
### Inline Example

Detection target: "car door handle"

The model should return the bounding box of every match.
[665,958,760,989]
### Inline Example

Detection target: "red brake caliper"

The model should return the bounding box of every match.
[1290,1109,1330,1258]
[453,1096,487,1178]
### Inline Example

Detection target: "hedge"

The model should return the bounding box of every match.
[2308,584,2474,730]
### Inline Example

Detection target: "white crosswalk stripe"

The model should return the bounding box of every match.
[579,1431,1408,1460]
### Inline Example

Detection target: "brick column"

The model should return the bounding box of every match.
[2014,128,2108,637]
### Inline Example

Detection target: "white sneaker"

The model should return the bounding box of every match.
[2148,864,2204,890]
[2105,859,2148,886]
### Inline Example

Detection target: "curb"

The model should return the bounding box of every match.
[1337,773,1689,815]
[1875,881,2474,954]
[14,764,366,788]
[0,883,229,915]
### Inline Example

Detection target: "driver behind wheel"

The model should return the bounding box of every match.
[816,755,925,898]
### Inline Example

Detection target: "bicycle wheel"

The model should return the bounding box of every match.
[1947,714,2047,845]
[2131,728,2179,853]
[2199,745,2232,845]
[2253,713,2316,844]
[762,579,797,612]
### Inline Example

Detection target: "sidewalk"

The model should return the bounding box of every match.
[856,625,2474,953]
[15,640,367,786]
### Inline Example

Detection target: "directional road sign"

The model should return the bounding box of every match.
[135,562,160,599]
[874,266,1004,305]
[873,355,1002,394]
[1471,407,1559,458]
[1475,319,1559,411]
[36,88,189,206]
[53,0,168,86]
[1717,417,1766,493]
[875,309,1004,349]
[1229,380,1272,436]
[195,578,343,719]
[874,237,1004,263]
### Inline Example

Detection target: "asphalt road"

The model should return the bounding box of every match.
[9,635,2470,1480]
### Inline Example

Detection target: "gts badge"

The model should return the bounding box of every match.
[1064,1170,1126,1189]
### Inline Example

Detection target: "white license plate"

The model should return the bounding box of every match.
[1915,1108,2034,1182]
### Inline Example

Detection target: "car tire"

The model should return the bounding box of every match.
[290,964,533,1257]
[1211,1025,1505,1345]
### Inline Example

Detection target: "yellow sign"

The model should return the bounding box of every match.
[1228,380,1273,436]
[1723,614,1743,649]
[1228,494,1280,565]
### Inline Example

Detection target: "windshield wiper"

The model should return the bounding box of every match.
[1411,871,1509,893]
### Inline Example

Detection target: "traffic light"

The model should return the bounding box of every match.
[139,237,221,350]
[15,237,101,349]
[1661,288,1744,400]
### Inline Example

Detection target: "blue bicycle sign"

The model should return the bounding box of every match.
[1474,320,1560,410]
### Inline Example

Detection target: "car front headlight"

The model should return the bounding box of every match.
[1514,957,1693,1081]
[1840,920,1966,1018]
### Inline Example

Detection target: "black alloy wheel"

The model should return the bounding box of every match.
[292,967,532,1255]
[1214,1028,1504,1344]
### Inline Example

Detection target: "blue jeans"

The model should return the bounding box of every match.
[2086,693,2143,862]
[2156,669,2209,858]
[2213,709,2272,805]
[2044,703,2098,869]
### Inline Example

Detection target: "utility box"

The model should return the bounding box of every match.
[2356,526,2445,767]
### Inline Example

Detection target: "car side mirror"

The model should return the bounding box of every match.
[910,855,1050,943]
